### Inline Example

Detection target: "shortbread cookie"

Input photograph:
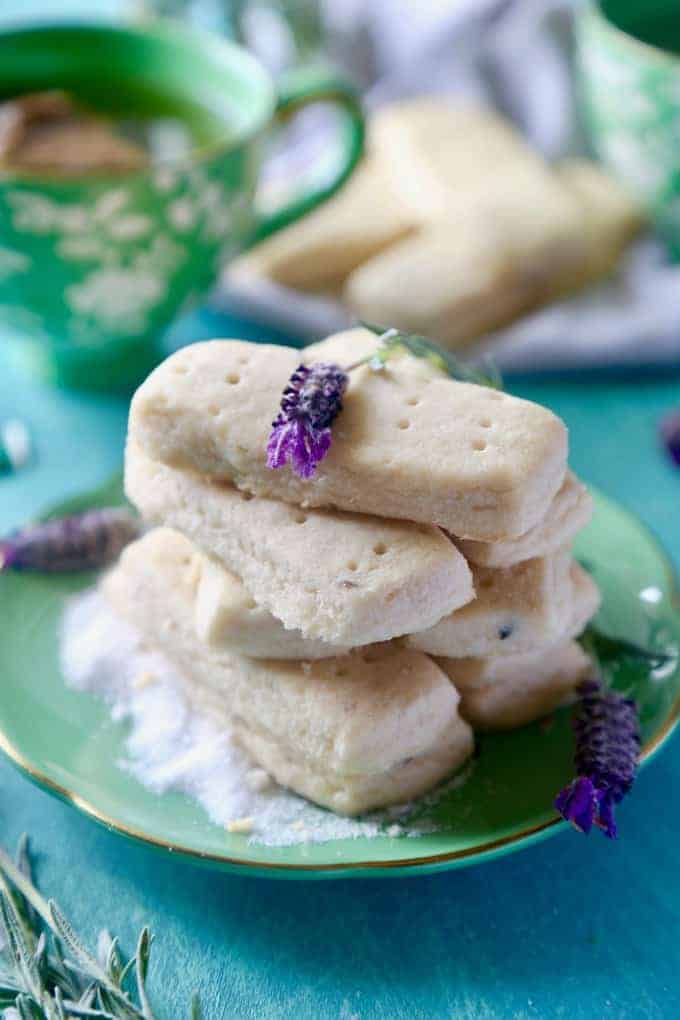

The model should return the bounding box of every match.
[344,221,530,350]
[370,103,638,290]
[370,101,576,226]
[134,527,348,659]
[342,178,632,350]
[125,443,473,645]
[194,544,351,659]
[408,555,600,658]
[556,159,643,279]
[457,472,593,568]
[231,151,417,291]
[103,538,474,815]
[369,101,598,301]
[128,329,568,540]
[437,639,590,730]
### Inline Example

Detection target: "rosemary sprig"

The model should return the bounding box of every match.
[0,837,200,1019]
[360,322,503,389]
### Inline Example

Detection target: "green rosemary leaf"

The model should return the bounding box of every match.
[13,841,37,940]
[0,848,52,934]
[134,930,154,1020]
[62,1002,119,1019]
[0,895,41,1006]
[117,959,136,991]
[29,934,49,1004]
[359,322,503,389]
[0,898,15,964]
[0,876,35,959]
[96,933,112,972]
[100,934,122,986]
[45,954,81,1002]
[0,985,23,1005]
[75,985,96,1008]
[15,993,40,1020]
[95,985,136,1020]
[31,934,46,968]
[92,988,111,1014]
[48,904,138,1018]
[0,839,201,1019]
[52,988,66,1020]
[14,841,31,885]
[47,905,99,978]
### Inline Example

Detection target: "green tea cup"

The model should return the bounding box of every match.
[576,0,680,259]
[0,20,364,389]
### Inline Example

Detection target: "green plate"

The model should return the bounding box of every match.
[0,478,679,879]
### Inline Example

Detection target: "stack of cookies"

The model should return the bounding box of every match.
[103,328,600,816]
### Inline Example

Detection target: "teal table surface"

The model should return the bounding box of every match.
[1,307,680,1020]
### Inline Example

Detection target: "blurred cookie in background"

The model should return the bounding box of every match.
[232,99,643,351]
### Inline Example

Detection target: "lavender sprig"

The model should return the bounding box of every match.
[266,362,348,479]
[0,508,139,573]
[266,326,501,479]
[555,677,640,839]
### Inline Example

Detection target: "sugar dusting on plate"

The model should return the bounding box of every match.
[59,589,473,847]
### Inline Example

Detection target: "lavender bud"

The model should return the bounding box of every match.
[0,508,140,573]
[554,678,639,839]
[267,362,348,479]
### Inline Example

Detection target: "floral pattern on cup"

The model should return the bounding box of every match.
[0,155,244,348]
[577,9,680,255]
[0,246,31,281]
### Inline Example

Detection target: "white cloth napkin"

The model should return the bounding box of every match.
[220,0,680,373]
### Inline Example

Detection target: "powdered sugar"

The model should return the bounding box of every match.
[60,589,472,847]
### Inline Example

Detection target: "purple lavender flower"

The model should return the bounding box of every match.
[555,678,639,839]
[266,362,348,479]
[660,410,680,467]
[0,508,139,573]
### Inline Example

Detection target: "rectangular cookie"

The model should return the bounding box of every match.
[408,556,601,658]
[436,639,590,730]
[343,221,531,351]
[128,328,568,540]
[456,472,593,568]
[555,158,643,280]
[231,151,417,292]
[136,527,347,659]
[125,442,473,645]
[370,100,578,226]
[103,536,474,816]
[370,102,639,287]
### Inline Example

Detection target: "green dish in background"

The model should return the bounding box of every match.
[0,477,678,879]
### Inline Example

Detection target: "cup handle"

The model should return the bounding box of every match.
[245,66,365,247]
